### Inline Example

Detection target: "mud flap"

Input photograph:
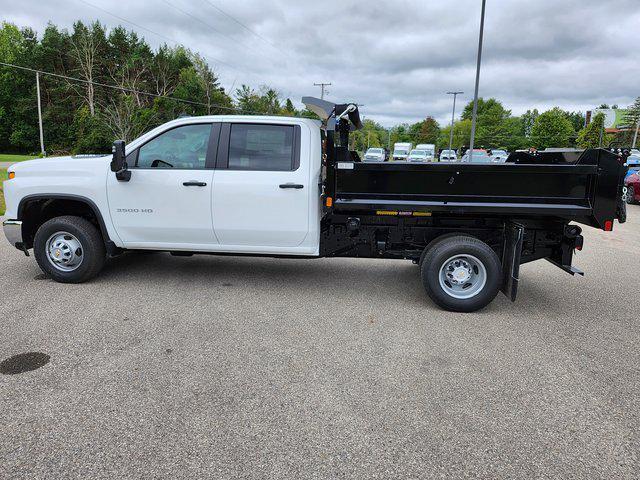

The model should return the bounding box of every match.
[545,224,585,277]
[501,222,524,302]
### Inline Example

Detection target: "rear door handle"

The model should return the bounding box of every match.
[279,183,304,189]
[183,181,207,187]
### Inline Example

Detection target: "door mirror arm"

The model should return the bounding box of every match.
[110,140,131,182]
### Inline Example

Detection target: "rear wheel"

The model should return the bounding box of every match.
[420,235,501,312]
[34,216,106,283]
[627,186,636,205]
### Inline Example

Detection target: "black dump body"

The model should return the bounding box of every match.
[330,149,627,231]
[302,96,628,301]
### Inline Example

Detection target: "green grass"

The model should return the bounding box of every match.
[0,153,38,163]
[0,168,7,215]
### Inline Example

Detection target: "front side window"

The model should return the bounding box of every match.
[228,124,295,171]
[137,124,212,169]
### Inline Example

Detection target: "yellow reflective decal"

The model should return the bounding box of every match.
[376,210,399,216]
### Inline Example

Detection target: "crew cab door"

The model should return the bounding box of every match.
[212,122,309,248]
[107,123,219,248]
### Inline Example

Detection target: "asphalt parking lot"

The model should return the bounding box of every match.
[1,208,639,479]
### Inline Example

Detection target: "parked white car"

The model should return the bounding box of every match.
[407,149,430,162]
[439,149,457,162]
[415,144,436,161]
[460,149,492,163]
[363,147,385,162]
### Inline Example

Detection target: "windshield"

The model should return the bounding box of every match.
[410,150,426,156]
[441,150,455,155]
[395,149,409,155]
[367,148,383,154]
[492,150,506,155]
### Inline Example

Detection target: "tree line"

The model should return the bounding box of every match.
[0,21,638,155]
[353,98,640,154]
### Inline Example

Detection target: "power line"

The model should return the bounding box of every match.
[160,0,259,57]
[0,61,278,115]
[1,61,314,119]
[200,0,287,56]
[76,0,247,76]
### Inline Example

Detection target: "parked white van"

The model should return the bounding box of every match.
[415,144,436,161]
[392,142,412,161]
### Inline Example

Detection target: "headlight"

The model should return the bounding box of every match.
[8,171,15,180]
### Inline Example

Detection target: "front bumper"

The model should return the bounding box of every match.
[3,219,23,248]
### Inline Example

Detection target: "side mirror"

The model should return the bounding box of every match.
[110,140,131,181]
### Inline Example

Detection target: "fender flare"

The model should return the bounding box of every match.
[17,193,117,252]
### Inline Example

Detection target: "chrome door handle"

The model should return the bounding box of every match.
[183,181,207,187]
[279,183,304,189]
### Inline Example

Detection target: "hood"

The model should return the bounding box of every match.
[9,154,111,173]
[8,155,112,183]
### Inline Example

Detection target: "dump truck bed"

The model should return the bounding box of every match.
[330,149,627,231]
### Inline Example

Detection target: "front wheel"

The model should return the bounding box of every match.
[626,186,636,205]
[34,216,106,283]
[420,235,501,312]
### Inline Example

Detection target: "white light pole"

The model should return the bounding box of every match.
[468,0,487,162]
[447,91,463,153]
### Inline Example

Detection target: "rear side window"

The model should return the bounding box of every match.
[228,124,295,171]
[137,124,212,169]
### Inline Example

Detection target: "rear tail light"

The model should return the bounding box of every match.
[604,220,613,231]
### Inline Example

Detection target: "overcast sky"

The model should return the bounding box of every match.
[2,0,639,126]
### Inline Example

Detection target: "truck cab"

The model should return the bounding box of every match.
[3,116,324,257]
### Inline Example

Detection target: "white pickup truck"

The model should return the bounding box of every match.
[2,98,628,312]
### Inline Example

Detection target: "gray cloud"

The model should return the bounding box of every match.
[2,0,639,126]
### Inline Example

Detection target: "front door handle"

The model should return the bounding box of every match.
[183,181,207,187]
[279,183,304,189]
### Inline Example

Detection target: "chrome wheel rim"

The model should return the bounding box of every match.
[439,254,487,299]
[45,231,84,272]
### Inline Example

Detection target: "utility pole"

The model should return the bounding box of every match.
[446,91,463,154]
[367,131,370,149]
[598,122,604,148]
[468,0,486,162]
[313,82,331,100]
[632,118,639,149]
[36,72,46,156]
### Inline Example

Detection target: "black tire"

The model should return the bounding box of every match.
[420,235,501,312]
[627,186,636,205]
[418,232,476,268]
[34,215,106,283]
